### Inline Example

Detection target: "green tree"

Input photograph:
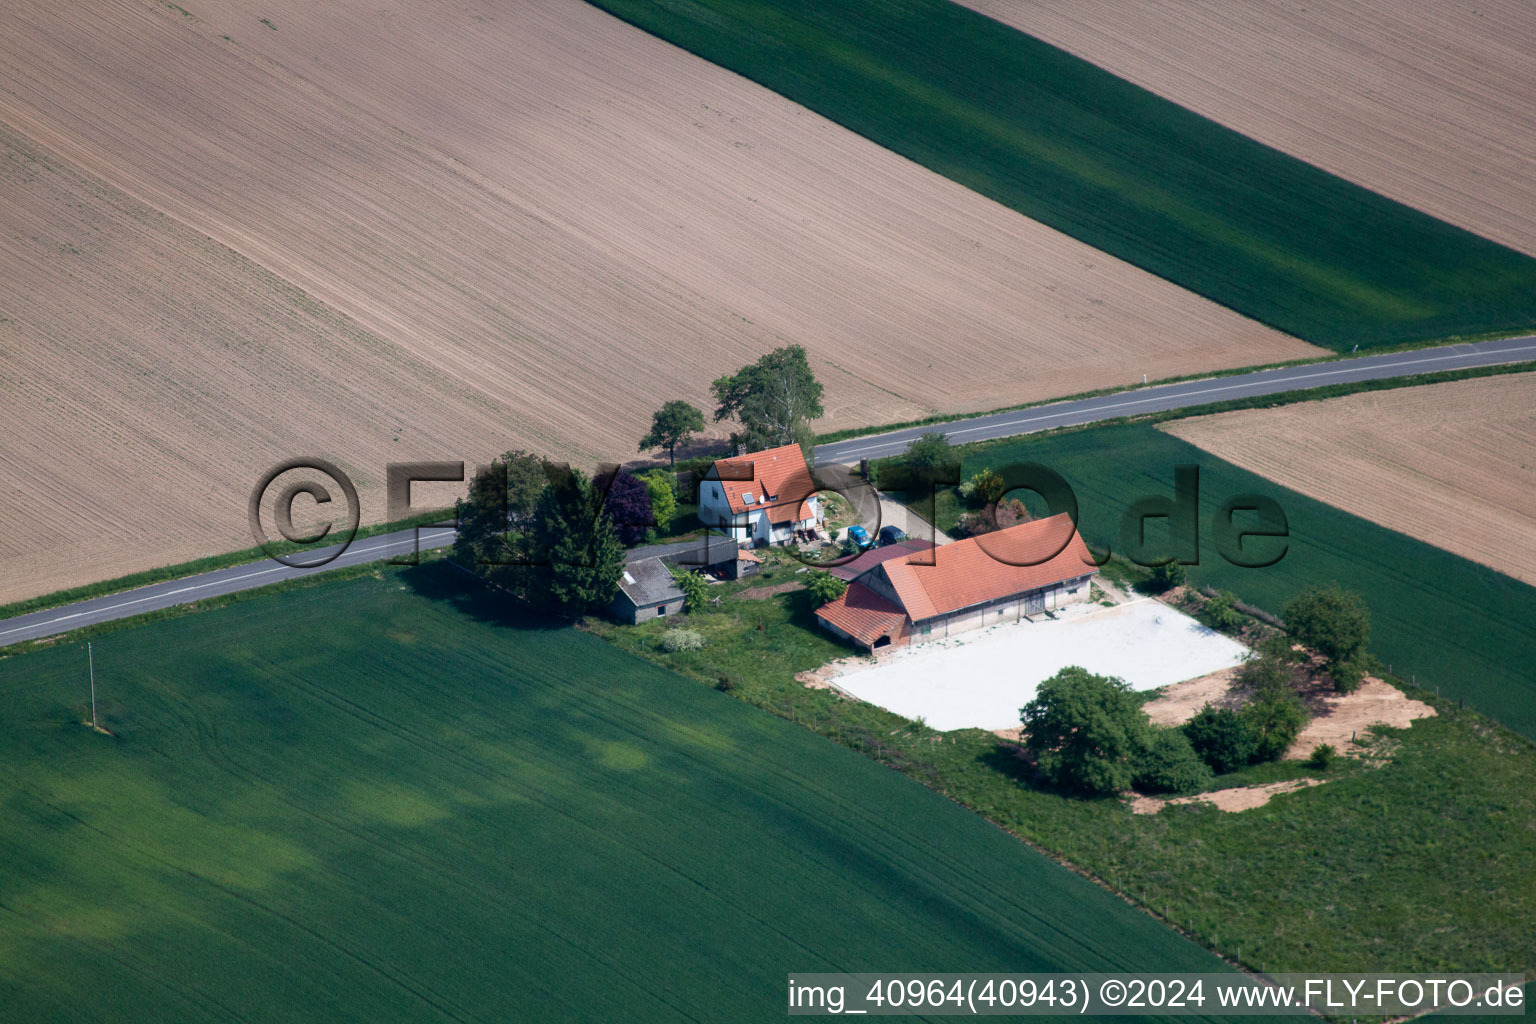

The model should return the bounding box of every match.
[637,470,677,532]
[502,450,551,527]
[669,565,707,612]
[638,400,706,466]
[904,431,954,472]
[710,345,824,452]
[1021,667,1151,795]
[455,457,519,568]
[1145,560,1187,594]
[1242,690,1309,763]
[1199,590,1245,633]
[1133,727,1212,795]
[966,468,1006,507]
[1235,647,1293,698]
[454,453,553,599]
[804,570,848,605]
[1183,705,1256,774]
[1284,585,1371,689]
[1329,657,1367,695]
[532,469,625,618]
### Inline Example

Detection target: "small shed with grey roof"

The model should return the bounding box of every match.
[611,556,687,624]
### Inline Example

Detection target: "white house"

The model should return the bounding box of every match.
[698,443,822,547]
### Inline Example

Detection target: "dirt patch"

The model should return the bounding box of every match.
[1131,777,1325,815]
[961,0,1536,256]
[1141,667,1241,726]
[0,0,1316,603]
[795,656,873,698]
[1166,374,1536,586]
[1287,677,1436,759]
[735,580,803,601]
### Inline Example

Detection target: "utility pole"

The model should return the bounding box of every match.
[88,642,98,730]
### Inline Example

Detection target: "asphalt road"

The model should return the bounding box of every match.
[813,334,1536,464]
[0,528,457,648]
[4,335,1533,647]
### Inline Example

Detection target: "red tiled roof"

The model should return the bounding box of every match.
[827,539,937,581]
[815,582,909,644]
[707,444,815,517]
[767,499,817,525]
[877,514,1095,620]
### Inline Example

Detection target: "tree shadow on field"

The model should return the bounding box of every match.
[399,561,567,634]
[980,739,1040,787]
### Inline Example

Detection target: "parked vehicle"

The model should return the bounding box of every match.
[877,526,907,546]
[846,525,873,550]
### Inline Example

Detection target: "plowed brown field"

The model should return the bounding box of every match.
[1165,374,1536,585]
[0,0,1312,603]
[961,0,1536,257]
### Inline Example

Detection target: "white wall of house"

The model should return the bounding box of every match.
[698,480,733,528]
[700,479,819,547]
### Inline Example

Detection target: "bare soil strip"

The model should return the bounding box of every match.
[1130,778,1324,816]
[0,0,1313,602]
[961,0,1536,256]
[1165,373,1536,586]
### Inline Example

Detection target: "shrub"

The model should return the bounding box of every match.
[1144,560,1187,594]
[1133,727,1213,794]
[804,570,848,604]
[715,674,737,692]
[1306,743,1337,771]
[1183,705,1256,774]
[660,628,705,653]
[966,468,1007,507]
[1021,667,1151,795]
[1329,657,1366,695]
[1242,691,1310,763]
[669,566,708,612]
[637,470,677,531]
[1198,590,1245,633]
[904,431,954,471]
[1235,649,1292,698]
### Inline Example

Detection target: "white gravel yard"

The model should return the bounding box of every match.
[829,599,1249,731]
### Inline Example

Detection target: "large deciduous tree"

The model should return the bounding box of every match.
[454,451,557,599]
[1283,585,1371,691]
[638,400,706,466]
[600,470,654,546]
[1021,667,1151,795]
[710,345,824,454]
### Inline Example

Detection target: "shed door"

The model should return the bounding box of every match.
[1025,591,1045,616]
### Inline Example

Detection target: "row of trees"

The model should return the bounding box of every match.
[1020,662,1310,798]
[637,345,825,463]
[453,451,680,618]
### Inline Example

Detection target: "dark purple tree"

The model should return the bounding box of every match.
[603,470,654,546]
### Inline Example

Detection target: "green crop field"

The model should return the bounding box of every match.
[586,0,1536,351]
[0,567,1264,1023]
[916,422,1536,740]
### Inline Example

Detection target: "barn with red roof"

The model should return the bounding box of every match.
[815,514,1097,651]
